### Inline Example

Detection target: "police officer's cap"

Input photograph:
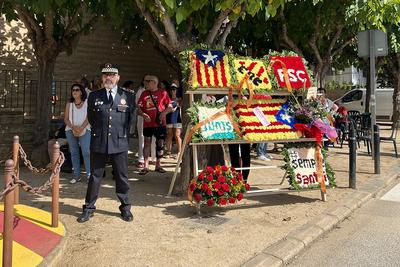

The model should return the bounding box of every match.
[101,63,119,74]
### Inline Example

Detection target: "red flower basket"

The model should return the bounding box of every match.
[188,165,249,206]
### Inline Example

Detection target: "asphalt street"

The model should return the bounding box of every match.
[289,182,400,267]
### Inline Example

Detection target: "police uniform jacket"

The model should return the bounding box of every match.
[88,87,135,154]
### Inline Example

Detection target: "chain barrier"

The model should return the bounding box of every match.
[19,146,53,173]
[0,152,65,201]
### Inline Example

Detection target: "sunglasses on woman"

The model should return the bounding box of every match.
[72,88,81,92]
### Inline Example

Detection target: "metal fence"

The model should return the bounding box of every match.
[0,69,73,119]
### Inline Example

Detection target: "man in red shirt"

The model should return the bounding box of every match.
[137,75,173,174]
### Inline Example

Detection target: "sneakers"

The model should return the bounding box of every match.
[257,155,271,161]
[69,177,82,184]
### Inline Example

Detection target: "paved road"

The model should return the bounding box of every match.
[289,182,400,267]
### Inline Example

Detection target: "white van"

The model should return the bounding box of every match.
[334,88,394,120]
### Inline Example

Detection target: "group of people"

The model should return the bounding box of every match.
[64,66,342,224]
[62,63,182,223]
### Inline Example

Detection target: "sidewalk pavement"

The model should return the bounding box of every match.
[14,127,400,266]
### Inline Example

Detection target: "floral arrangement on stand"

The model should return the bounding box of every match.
[287,95,338,143]
[188,165,250,206]
[234,94,300,141]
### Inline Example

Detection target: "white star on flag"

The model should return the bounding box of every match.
[280,113,292,123]
[203,51,218,65]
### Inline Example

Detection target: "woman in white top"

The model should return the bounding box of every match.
[64,83,91,184]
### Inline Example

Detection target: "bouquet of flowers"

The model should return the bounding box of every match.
[188,165,250,206]
[287,96,337,142]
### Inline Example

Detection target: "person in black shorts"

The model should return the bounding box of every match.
[137,75,173,174]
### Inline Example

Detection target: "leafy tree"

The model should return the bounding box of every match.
[274,0,358,86]
[125,0,294,194]
[0,0,103,160]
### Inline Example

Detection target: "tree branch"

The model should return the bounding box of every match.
[331,37,355,58]
[279,8,303,56]
[308,8,322,66]
[44,10,55,43]
[63,2,84,37]
[14,4,43,41]
[326,25,343,55]
[134,0,172,52]
[205,8,232,46]
[154,0,179,49]
[218,19,238,47]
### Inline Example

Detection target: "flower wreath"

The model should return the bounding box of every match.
[188,165,250,206]
[281,142,336,191]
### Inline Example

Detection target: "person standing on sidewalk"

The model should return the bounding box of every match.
[256,143,273,161]
[64,83,91,184]
[77,63,135,223]
[137,75,173,174]
[135,77,156,168]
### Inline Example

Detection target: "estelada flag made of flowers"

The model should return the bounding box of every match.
[269,55,311,89]
[233,58,272,90]
[234,96,299,141]
[189,50,232,88]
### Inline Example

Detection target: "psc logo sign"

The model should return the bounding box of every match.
[269,56,311,89]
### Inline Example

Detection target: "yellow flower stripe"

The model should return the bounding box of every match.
[235,98,286,105]
[238,115,278,122]
[243,132,300,141]
[241,125,294,130]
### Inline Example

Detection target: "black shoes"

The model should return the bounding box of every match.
[77,209,133,222]
[121,210,133,222]
[77,210,94,223]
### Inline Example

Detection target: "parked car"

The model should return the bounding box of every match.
[334,88,394,120]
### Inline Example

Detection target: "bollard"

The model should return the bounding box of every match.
[373,124,381,174]
[12,136,20,204]
[349,121,357,189]
[51,142,60,228]
[3,159,15,267]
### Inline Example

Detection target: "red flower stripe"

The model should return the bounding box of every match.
[236,111,278,116]
[213,64,219,86]
[239,121,284,127]
[247,62,257,72]
[220,58,228,87]
[195,57,203,86]
[256,66,265,78]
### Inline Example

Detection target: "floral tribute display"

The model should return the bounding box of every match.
[282,143,335,190]
[189,49,233,89]
[187,102,240,142]
[233,58,272,91]
[234,95,300,141]
[188,165,249,206]
[269,55,312,90]
[286,96,338,144]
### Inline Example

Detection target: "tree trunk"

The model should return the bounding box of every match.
[391,53,400,123]
[31,55,57,164]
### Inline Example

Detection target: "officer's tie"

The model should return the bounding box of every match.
[108,90,113,104]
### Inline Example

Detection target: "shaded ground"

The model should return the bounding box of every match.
[15,127,400,267]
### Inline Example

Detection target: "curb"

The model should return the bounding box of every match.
[38,218,68,267]
[242,163,400,267]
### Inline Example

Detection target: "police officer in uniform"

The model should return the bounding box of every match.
[77,63,135,223]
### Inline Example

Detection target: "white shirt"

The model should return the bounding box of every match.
[107,85,117,100]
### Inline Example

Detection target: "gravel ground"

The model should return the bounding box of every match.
[16,128,399,267]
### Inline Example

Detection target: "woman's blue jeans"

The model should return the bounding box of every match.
[66,130,91,178]
[257,143,268,157]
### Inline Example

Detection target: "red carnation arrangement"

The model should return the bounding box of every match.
[188,165,249,207]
